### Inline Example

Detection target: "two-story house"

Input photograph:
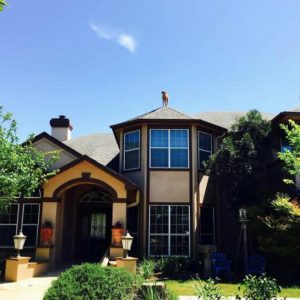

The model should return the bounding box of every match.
[0,102,297,267]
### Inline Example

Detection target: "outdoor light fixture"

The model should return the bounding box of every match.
[122,231,134,258]
[238,208,248,222]
[13,231,27,258]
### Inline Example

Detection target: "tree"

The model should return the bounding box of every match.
[278,119,300,185]
[208,109,271,205]
[0,0,7,11]
[0,106,59,211]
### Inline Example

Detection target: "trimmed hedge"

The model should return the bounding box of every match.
[44,263,142,300]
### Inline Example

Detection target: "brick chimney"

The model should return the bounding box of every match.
[50,115,73,141]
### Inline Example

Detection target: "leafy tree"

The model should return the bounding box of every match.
[0,106,59,211]
[0,0,7,11]
[208,109,271,205]
[278,119,300,185]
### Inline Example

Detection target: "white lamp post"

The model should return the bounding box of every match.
[13,231,27,258]
[121,231,133,258]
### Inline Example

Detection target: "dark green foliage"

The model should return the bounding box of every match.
[154,257,202,276]
[0,0,7,11]
[44,263,142,300]
[208,109,271,205]
[236,274,281,300]
[249,193,300,282]
[194,277,222,300]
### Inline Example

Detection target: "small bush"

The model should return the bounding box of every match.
[236,274,281,300]
[194,277,222,300]
[44,263,142,300]
[138,259,155,279]
[155,257,202,276]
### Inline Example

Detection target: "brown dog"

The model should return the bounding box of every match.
[162,91,169,106]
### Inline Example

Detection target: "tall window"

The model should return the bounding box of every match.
[0,203,40,247]
[199,131,212,169]
[124,130,140,171]
[150,129,189,168]
[0,204,19,247]
[149,205,190,256]
[199,206,215,245]
[21,204,40,247]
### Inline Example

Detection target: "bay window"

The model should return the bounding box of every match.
[199,131,212,169]
[149,205,190,256]
[150,129,189,168]
[124,130,140,171]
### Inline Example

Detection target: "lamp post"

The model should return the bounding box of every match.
[238,208,250,273]
[13,231,27,258]
[121,231,133,258]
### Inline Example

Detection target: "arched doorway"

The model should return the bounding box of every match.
[75,190,112,261]
[61,184,113,263]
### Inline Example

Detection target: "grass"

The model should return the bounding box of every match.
[162,279,300,297]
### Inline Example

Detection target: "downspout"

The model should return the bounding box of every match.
[127,190,140,208]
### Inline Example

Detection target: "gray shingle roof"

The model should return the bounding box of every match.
[124,106,195,121]
[64,133,119,166]
[195,111,275,129]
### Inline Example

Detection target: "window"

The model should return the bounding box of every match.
[0,203,40,248]
[149,205,190,256]
[0,204,19,247]
[199,131,212,169]
[199,206,215,245]
[124,130,140,170]
[280,137,292,153]
[21,204,40,247]
[150,129,189,168]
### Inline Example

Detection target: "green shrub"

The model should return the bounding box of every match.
[155,257,202,276]
[139,285,178,300]
[138,259,155,279]
[194,277,222,300]
[43,263,142,300]
[236,274,281,300]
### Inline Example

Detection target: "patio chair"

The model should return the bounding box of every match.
[211,252,232,279]
[245,255,265,276]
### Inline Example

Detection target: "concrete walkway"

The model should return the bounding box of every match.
[0,271,59,300]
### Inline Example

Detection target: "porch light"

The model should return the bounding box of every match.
[13,231,27,258]
[239,208,248,222]
[122,231,134,258]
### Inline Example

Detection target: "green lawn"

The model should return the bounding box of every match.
[162,280,300,297]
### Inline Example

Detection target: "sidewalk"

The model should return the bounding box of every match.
[0,271,59,300]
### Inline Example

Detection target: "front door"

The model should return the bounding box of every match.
[76,207,111,262]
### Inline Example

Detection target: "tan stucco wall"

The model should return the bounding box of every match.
[43,160,127,199]
[34,138,76,169]
[112,203,127,227]
[149,171,190,202]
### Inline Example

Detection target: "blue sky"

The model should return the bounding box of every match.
[1,0,300,141]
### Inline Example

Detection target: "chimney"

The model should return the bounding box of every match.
[50,115,73,141]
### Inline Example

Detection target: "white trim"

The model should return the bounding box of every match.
[123,130,140,171]
[149,129,189,169]
[148,204,190,257]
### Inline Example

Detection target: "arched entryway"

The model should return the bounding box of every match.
[60,184,113,263]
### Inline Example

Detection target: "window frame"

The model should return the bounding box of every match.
[123,130,141,171]
[149,129,190,169]
[199,206,216,245]
[21,203,41,248]
[148,204,190,257]
[0,203,20,248]
[198,131,213,170]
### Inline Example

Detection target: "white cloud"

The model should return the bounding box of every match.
[89,22,137,53]
[117,34,137,53]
